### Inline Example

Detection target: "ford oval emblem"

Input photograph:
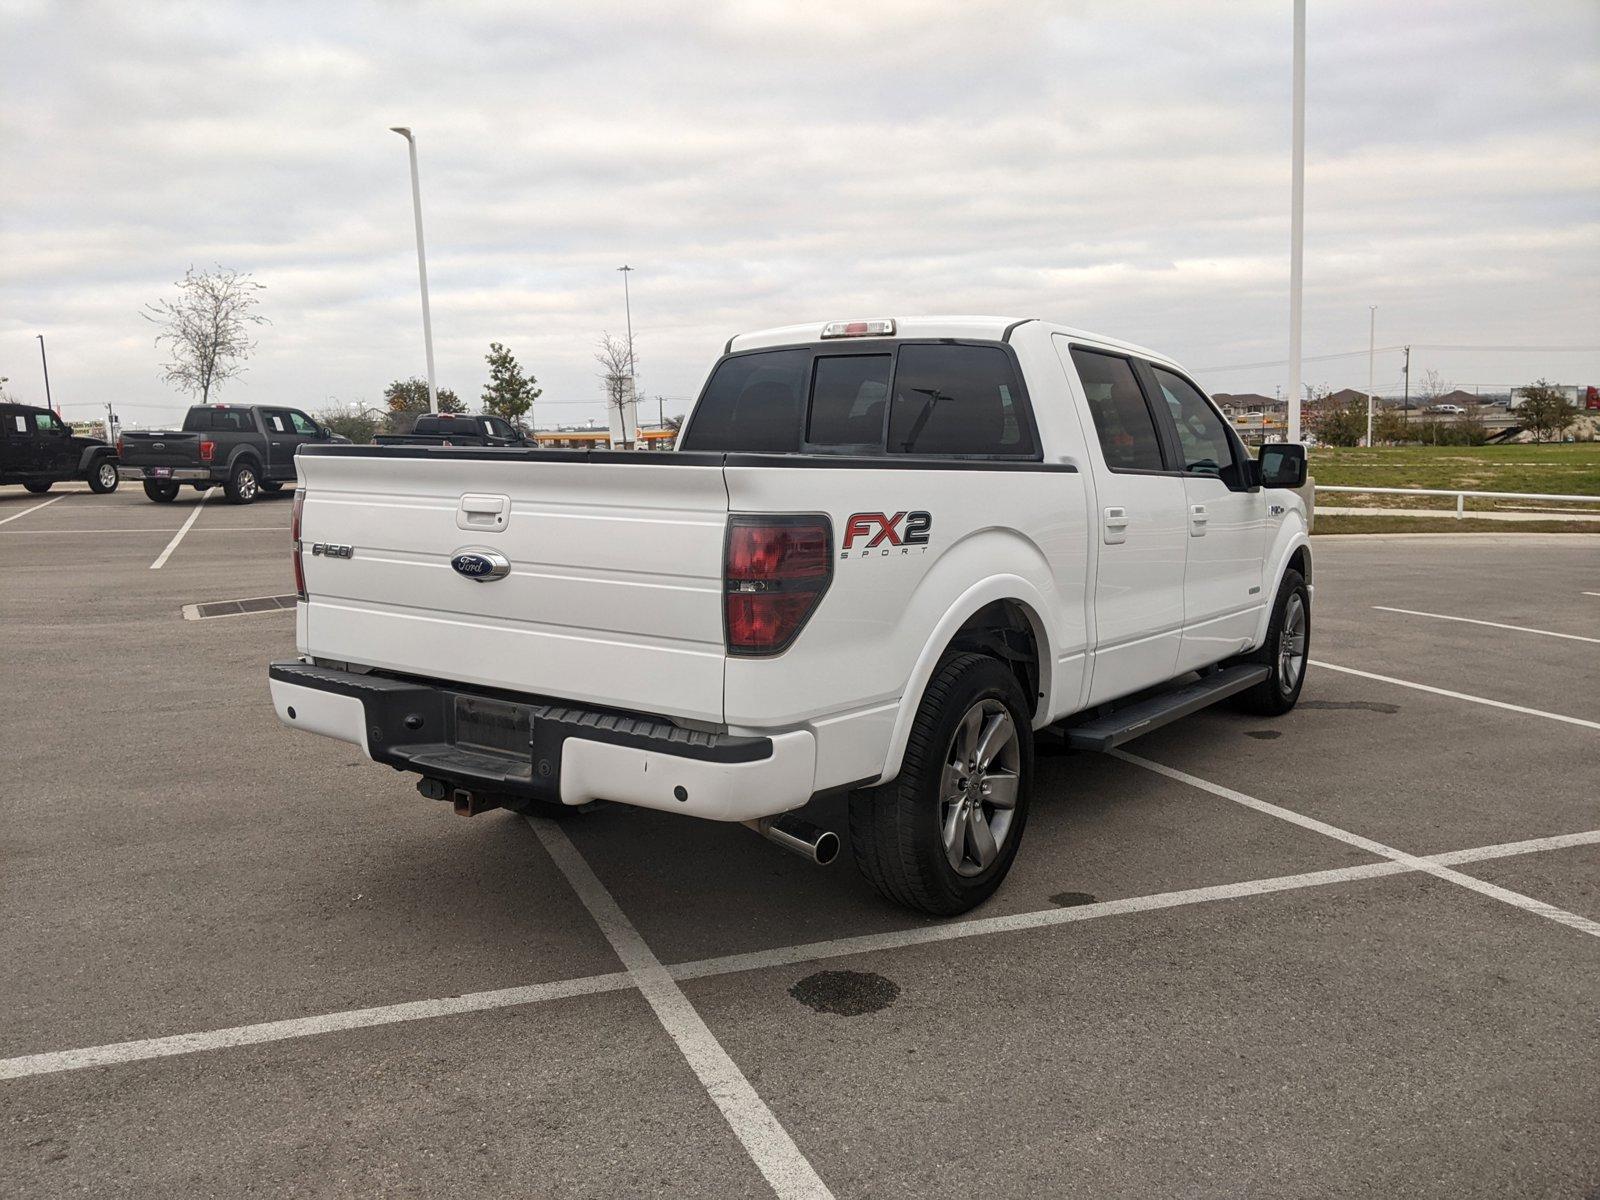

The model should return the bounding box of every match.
[451,550,510,581]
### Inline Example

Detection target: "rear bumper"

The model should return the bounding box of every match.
[266,661,817,822]
[119,466,218,482]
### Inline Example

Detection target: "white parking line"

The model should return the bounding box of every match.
[528,816,834,1200]
[0,972,633,1081]
[1371,605,1600,645]
[1113,750,1600,939]
[149,489,210,570]
[0,494,68,525]
[1583,592,1600,598]
[4,825,1591,1084]
[1311,661,1600,731]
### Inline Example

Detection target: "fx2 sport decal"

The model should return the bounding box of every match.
[841,510,932,558]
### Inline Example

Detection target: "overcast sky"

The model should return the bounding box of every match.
[3,0,1597,427]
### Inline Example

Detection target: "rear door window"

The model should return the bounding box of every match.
[680,349,809,453]
[807,355,891,447]
[887,345,1035,456]
[1069,348,1167,472]
[263,411,289,434]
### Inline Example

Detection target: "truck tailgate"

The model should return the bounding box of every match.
[295,450,730,724]
[119,431,200,467]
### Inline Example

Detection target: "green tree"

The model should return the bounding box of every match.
[1304,385,1365,447]
[1515,380,1577,443]
[318,406,380,444]
[480,342,541,427]
[383,377,464,433]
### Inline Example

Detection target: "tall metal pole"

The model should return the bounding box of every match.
[36,334,53,412]
[617,265,636,380]
[391,127,438,413]
[1287,0,1305,444]
[1366,305,1376,447]
[1402,345,1411,412]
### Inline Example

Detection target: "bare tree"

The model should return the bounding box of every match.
[143,266,269,402]
[595,332,636,448]
[1416,369,1452,408]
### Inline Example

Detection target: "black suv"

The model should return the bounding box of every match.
[119,404,346,504]
[0,403,120,494]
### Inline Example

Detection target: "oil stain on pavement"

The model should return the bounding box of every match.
[789,970,901,1016]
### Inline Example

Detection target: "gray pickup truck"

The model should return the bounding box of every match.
[119,404,345,503]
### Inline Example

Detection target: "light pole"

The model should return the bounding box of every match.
[617,265,636,381]
[1286,0,1305,444]
[36,334,53,412]
[1366,305,1376,447]
[390,127,438,413]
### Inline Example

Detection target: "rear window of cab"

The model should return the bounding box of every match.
[680,342,1038,459]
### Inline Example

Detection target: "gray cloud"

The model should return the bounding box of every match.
[2,0,1596,425]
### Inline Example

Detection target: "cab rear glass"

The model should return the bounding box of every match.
[681,342,1037,458]
[183,408,256,433]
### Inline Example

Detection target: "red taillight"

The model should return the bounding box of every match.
[291,488,307,600]
[199,439,216,462]
[115,437,124,457]
[724,515,832,655]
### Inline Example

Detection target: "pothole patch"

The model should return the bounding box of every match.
[789,970,900,1016]
[182,594,297,621]
[1301,699,1401,714]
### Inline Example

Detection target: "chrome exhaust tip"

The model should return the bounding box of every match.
[745,815,839,866]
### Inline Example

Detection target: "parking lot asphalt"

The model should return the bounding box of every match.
[3,485,1597,1198]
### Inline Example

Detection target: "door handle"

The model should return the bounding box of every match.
[1189,504,1209,536]
[1103,506,1129,545]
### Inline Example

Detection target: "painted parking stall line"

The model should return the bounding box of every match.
[4,825,1593,1085]
[1113,750,1600,940]
[149,488,211,570]
[0,494,69,525]
[1371,605,1600,645]
[528,816,835,1200]
[1311,661,1600,731]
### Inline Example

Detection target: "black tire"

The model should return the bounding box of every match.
[1231,568,1310,716]
[23,481,51,494]
[88,459,119,494]
[143,480,180,503]
[224,460,260,505]
[849,652,1034,916]
[259,479,284,493]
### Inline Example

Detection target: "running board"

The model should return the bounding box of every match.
[1060,664,1271,751]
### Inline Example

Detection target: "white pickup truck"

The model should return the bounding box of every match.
[270,317,1312,914]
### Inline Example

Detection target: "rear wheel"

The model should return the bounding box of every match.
[850,653,1034,915]
[142,480,180,503]
[23,481,51,494]
[1232,568,1309,715]
[89,459,119,494]
[224,461,260,504]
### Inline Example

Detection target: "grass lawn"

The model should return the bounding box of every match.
[1307,444,1600,516]
[1313,514,1600,536]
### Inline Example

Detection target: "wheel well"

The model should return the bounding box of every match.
[1287,545,1311,586]
[944,600,1041,717]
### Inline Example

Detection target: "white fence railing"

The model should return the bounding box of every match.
[1314,484,1600,519]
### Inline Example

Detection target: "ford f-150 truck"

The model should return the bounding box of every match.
[269,317,1312,914]
[119,403,346,503]
[373,412,533,447]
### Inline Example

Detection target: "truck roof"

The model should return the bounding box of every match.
[726,315,1174,366]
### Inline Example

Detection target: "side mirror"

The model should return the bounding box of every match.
[1258,443,1307,489]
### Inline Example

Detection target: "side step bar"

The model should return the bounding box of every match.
[1060,664,1271,751]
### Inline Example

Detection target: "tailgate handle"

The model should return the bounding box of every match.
[456,493,510,532]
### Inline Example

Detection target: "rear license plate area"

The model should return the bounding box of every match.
[452,695,532,757]
[150,467,172,477]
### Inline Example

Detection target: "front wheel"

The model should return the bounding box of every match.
[23,481,52,494]
[89,460,119,494]
[850,653,1034,916]
[143,480,180,503]
[1232,568,1310,715]
[259,479,284,493]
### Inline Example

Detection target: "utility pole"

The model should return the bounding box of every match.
[106,402,116,446]
[36,334,53,412]
[1402,345,1411,413]
[390,127,438,413]
[1366,305,1376,447]
[1286,0,1306,444]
